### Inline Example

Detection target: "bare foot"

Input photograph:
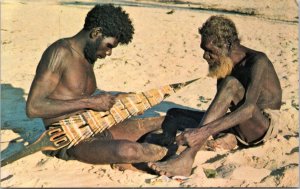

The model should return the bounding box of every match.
[148,150,194,177]
[206,133,237,151]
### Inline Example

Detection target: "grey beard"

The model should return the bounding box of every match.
[208,55,234,79]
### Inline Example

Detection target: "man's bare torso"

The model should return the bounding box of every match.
[220,48,282,112]
[43,39,97,125]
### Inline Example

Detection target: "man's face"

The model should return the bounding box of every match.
[84,36,119,64]
[200,38,234,79]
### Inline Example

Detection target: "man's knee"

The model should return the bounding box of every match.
[115,143,140,162]
[221,76,245,101]
[222,76,242,89]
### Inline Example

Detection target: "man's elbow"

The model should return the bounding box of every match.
[243,103,256,118]
[26,103,40,118]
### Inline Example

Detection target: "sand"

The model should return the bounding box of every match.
[1,0,299,187]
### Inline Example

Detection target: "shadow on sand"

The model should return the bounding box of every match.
[1,83,45,160]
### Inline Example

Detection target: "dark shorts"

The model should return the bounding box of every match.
[164,108,279,147]
[43,129,113,161]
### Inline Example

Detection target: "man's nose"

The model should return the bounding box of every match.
[106,49,112,56]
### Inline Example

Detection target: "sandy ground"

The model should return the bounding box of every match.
[1,0,299,187]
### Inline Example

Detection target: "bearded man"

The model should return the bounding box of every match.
[26,4,169,165]
[148,15,282,177]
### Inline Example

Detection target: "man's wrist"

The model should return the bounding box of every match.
[82,97,92,109]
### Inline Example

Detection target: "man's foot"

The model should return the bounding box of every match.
[206,133,237,151]
[148,151,194,177]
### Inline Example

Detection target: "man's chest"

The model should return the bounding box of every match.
[60,62,97,95]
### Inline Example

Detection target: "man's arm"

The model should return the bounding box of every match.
[205,55,268,134]
[26,43,115,119]
[177,54,269,146]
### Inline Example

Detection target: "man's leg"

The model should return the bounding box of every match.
[148,76,246,177]
[145,108,205,146]
[68,116,168,164]
[235,106,270,143]
[68,138,167,164]
[109,116,165,142]
[200,77,245,125]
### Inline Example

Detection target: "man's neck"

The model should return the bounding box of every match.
[229,44,247,66]
[69,30,89,56]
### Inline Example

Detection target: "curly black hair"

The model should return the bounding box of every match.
[84,4,134,44]
[199,15,240,48]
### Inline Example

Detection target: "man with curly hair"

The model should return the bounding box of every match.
[26,4,168,165]
[148,15,282,177]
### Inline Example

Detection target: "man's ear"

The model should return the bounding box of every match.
[90,27,103,39]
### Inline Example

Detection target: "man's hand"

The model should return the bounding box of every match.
[89,93,116,111]
[176,127,210,147]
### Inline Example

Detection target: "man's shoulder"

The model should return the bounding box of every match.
[45,39,71,55]
[39,39,72,72]
[246,50,270,65]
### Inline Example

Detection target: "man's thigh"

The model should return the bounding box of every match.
[108,116,165,141]
[231,108,271,145]
[68,134,167,164]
